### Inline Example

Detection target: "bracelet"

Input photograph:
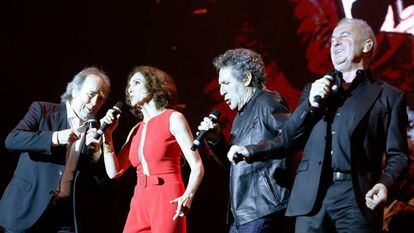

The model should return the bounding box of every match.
[103,143,113,154]
[53,132,60,145]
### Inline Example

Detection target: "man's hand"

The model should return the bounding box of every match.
[85,128,101,152]
[197,116,221,142]
[85,127,102,162]
[365,183,388,210]
[309,75,336,108]
[227,145,249,165]
[56,129,80,145]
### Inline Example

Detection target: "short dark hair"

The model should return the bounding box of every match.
[213,48,266,89]
[125,66,177,110]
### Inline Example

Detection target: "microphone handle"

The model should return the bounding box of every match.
[94,127,105,140]
[191,130,207,151]
[94,105,122,140]
[313,95,322,104]
[191,109,221,151]
[393,0,403,25]
[310,71,336,113]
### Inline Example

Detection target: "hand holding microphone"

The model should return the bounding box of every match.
[85,119,98,144]
[95,102,123,140]
[309,70,338,112]
[84,119,101,154]
[192,109,221,151]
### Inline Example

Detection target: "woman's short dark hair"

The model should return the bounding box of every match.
[125,66,177,110]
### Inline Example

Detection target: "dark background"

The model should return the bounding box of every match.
[1,0,413,232]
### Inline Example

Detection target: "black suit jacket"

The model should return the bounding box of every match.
[246,75,409,217]
[0,101,110,232]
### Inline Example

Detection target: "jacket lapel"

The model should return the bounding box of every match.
[349,81,382,134]
[52,103,68,130]
[231,90,262,144]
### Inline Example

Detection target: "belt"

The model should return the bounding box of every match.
[332,172,352,182]
[137,172,181,188]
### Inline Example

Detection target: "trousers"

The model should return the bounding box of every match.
[123,172,186,233]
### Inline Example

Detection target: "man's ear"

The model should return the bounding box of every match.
[362,39,373,53]
[71,89,79,99]
[244,72,252,86]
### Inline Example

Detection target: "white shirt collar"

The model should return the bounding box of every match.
[65,101,84,130]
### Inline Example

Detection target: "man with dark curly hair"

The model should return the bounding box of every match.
[197,48,291,233]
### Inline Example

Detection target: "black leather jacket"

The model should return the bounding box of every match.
[207,89,291,225]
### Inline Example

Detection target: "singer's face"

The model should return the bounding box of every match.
[218,66,249,111]
[70,75,108,121]
[128,72,149,106]
[330,22,365,72]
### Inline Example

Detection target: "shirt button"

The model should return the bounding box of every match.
[330,150,333,156]
[58,170,63,176]
[332,131,335,135]
[336,113,341,116]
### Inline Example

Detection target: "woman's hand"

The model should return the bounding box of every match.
[100,109,120,141]
[170,193,194,221]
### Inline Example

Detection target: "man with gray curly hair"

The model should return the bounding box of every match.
[0,67,110,233]
[197,48,292,232]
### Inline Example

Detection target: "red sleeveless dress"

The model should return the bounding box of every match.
[123,109,186,233]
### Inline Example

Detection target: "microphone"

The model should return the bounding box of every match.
[94,102,123,140]
[191,109,221,151]
[392,0,404,25]
[81,119,98,155]
[310,70,338,113]
[86,119,98,130]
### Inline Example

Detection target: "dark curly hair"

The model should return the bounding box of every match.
[213,48,266,89]
[125,66,177,110]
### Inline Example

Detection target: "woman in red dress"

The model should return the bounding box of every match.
[100,66,204,233]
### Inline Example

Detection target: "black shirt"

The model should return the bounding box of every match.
[325,70,370,172]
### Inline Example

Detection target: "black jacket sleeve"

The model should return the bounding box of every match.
[5,101,55,155]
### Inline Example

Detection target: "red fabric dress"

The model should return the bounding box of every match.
[123,109,186,233]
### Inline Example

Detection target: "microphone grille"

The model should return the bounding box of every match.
[209,109,221,121]
[86,118,98,128]
[113,101,123,113]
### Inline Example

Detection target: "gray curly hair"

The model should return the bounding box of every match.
[213,48,266,89]
[60,67,110,103]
